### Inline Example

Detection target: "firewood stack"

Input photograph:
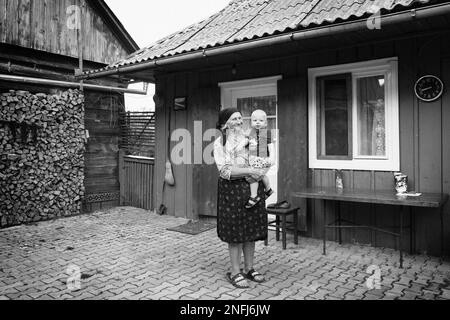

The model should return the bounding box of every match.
[0,89,86,228]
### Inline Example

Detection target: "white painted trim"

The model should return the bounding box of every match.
[308,58,400,172]
[219,76,282,109]
[219,76,281,203]
[218,76,282,89]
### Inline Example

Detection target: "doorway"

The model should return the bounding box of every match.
[219,76,281,205]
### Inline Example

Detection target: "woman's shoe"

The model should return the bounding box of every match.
[245,196,261,209]
[226,273,249,289]
[244,269,266,283]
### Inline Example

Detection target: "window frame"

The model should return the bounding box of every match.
[308,58,399,171]
[316,73,353,161]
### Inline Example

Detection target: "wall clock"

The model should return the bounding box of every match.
[414,75,444,102]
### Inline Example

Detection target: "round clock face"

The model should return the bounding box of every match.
[415,75,444,102]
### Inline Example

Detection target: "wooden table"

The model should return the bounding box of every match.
[292,187,448,268]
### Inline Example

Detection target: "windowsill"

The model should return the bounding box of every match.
[309,158,399,171]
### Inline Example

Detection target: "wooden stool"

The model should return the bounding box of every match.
[264,207,299,250]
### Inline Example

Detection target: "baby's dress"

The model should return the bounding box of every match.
[248,128,272,169]
[246,129,273,183]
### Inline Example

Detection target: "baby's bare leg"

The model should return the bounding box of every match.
[262,175,271,191]
[250,182,258,198]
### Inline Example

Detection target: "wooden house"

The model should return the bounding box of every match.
[81,0,450,257]
[0,0,140,225]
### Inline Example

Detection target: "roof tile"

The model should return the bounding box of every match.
[88,0,432,74]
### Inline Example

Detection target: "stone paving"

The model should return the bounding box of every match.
[0,207,449,300]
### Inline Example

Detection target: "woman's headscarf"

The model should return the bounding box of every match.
[216,108,239,146]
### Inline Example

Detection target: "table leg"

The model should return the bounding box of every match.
[337,201,342,245]
[409,207,414,255]
[400,206,404,268]
[294,209,299,245]
[441,207,444,258]
[282,214,287,250]
[323,202,327,255]
[276,215,280,242]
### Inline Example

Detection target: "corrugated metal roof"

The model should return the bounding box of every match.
[88,0,431,75]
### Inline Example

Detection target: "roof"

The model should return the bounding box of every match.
[87,0,140,53]
[84,0,433,78]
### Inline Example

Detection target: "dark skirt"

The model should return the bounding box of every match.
[217,178,268,244]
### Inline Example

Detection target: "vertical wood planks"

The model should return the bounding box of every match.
[119,150,125,205]
[165,74,176,217]
[154,76,167,214]
[0,0,6,43]
[186,72,199,220]
[198,86,220,217]
[396,38,416,187]
[17,0,31,48]
[1,0,130,64]
[341,170,354,243]
[32,0,46,51]
[415,35,442,255]
[174,73,188,218]
[189,81,221,217]
[120,156,154,210]
[441,55,450,257]
[277,75,308,233]
[5,0,19,46]
[83,92,121,197]
[417,36,443,193]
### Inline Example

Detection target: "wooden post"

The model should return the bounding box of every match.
[77,0,84,91]
[119,149,125,206]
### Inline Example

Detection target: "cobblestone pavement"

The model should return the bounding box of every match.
[0,207,449,300]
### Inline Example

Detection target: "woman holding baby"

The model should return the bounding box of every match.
[213,107,275,289]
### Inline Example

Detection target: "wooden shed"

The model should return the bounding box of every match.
[81,0,450,258]
[0,0,141,227]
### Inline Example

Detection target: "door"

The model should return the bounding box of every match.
[220,77,281,205]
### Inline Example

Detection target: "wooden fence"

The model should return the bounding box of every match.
[119,151,154,210]
[119,111,156,158]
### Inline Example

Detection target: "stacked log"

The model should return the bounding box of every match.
[0,89,85,228]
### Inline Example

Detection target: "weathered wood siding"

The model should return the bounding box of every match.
[119,153,154,210]
[0,0,129,64]
[155,32,450,256]
[84,91,122,211]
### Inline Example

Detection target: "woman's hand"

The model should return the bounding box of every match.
[248,168,265,181]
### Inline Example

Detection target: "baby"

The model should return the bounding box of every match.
[244,109,275,209]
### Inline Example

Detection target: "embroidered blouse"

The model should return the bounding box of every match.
[214,132,249,180]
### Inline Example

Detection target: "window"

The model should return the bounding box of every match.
[308,58,399,171]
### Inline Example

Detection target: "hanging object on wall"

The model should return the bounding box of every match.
[164,160,175,186]
[414,75,444,102]
[174,97,187,111]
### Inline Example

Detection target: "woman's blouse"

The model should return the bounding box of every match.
[214,131,249,180]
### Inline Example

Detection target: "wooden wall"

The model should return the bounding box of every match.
[83,91,122,211]
[119,153,154,210]
[155,31,450,257]
[0,0,129,64]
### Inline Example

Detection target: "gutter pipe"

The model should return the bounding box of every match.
[0,74,148,95]
[78,3,450,80]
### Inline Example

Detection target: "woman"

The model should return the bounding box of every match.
[213,108,268,289]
